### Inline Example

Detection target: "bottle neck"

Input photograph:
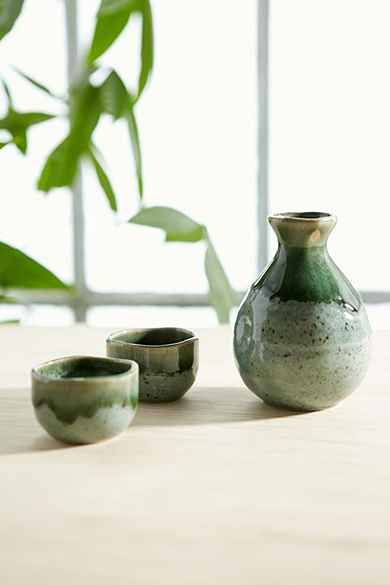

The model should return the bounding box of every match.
[269,212,336,248]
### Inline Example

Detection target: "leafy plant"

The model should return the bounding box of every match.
[0,0,236,323]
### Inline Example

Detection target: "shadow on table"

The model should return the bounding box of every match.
[0,390,73,456]
[0,432,69,457]
[133,386,304,428]
[0,385,306,456]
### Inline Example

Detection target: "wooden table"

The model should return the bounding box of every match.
[0,326,389,584]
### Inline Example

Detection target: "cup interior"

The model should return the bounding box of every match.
[34,356,132,380]
[109,327,196,347]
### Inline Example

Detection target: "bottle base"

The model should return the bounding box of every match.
[257,393,341,413]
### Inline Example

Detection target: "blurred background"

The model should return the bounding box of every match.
[0,0,389,328]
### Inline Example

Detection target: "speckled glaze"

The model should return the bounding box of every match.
[107,328,199,403]
[234,212,371,411]
[32,356,138,444]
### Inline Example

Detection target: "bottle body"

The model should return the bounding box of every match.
[233,213,371,411]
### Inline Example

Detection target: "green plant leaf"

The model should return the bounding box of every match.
[136,0,153,100]
[0,110,54,154]
[88,0,138,63]
[0,111,54,130]
[204,237,236,324]
[14,112,54,126]
[88,145,117,211]
[13,67,65,102]
[0,0,24,41]
[37,136,79,191]
[130,206,205,242]
[69,80,101,150]
[0,294,17,303]
[126,104,143,199]
[98,69,143,200]
[99,69,129,119]
[129,206,236,322]
[98,0,136,14]
[1,77,12,105]
[38,80,102,192]
[13,127,27,154]
[88,0,153,99]
[0,241,69,290]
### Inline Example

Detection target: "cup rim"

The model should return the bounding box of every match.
[32,355,137,384]
[107,327,198,349]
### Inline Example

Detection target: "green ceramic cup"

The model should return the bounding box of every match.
[106,328,199,403]
[32,356,139,445]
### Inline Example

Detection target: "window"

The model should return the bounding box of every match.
[1,0,388,328]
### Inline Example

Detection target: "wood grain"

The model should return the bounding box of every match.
[0,326,388,584]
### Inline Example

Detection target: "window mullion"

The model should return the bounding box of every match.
[64,0,87,322]
[257,0,270,274]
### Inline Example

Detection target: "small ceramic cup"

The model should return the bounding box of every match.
[106,328,199,403]
[31,356,139,445]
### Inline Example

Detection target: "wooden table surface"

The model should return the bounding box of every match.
[0,326,389,584]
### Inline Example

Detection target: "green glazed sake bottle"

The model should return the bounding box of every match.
[233,212,371,411]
